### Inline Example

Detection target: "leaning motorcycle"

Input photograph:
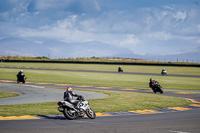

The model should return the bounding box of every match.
[57,96,96,120]
[17,74,27,84]
[118,67,123,72]
[151,82,163,94]
[161,70,167,76]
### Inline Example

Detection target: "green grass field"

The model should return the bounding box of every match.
[0,90,191,116]
[1,62,200,75]
[0,62,199,116]
[0,67,200,90]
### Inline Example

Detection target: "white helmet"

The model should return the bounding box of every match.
[66,87,72,92]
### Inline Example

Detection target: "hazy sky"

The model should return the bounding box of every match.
[0,0,200,59]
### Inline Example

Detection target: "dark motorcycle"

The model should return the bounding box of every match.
[57,95,96,120]
[118,67,123,72]
[17,74,27,84]
[151,81,163,94]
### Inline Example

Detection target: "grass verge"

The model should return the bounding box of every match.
[0,68,200,90]
[1,62,200,75]
[0,90,191,116]
[0,91,19,98]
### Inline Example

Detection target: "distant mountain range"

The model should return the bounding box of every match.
[115,52,200,63]
[0,37,134,58]
[0,37,199,63]
[0,37,50,57]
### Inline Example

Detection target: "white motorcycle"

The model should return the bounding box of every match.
[161,70,167,76]
[57,96,96,120]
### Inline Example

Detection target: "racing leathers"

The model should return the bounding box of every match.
[63,91,80,108]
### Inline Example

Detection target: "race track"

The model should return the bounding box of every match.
[1,109,200,133]
[0,84,107,105]
[0,68,200,133]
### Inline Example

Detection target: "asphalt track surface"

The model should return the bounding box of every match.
[0,68,200,133]
[0,84,107,105]
[1,109,200,133]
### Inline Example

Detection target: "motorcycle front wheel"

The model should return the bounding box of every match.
[160,89,163,94]
[85,108,96,119]
[151,88,156,93]
[159,87,163,94]
[63,108,77,120]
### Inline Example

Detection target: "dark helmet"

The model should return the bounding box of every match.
[150,78,153,81]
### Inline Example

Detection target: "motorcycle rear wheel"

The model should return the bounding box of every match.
[63,108,77,120]
[85,108,96,119]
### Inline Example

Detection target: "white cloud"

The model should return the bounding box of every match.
[70,15,78,22]
[16,20,116,44]
[0,12,9,21]
[34,11,40,15]
[147,32,173,41]
[57,19,73,29]
[34,41,43,44]
[120,34,140,47]
[198,24,200,32]
[93,0,101,11]
[1,0,200,60]
[173,11,187,21]
[34,0,72,10]
[163,5,174,10]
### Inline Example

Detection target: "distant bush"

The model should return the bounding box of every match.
[36,56,49,59]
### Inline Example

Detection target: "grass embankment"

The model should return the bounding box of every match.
[0,90,191,116]
[0,91,19,98]
[2,56,199,65]
[0,68,200,90]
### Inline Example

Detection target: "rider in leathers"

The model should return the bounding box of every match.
[149,78,155,88]
[63,87,80,108]
[17,70,24,78]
